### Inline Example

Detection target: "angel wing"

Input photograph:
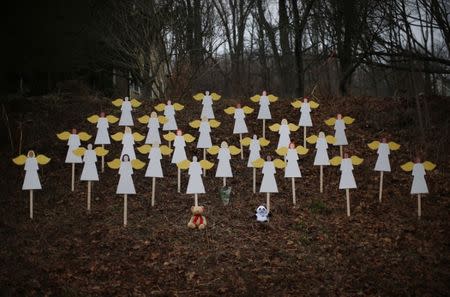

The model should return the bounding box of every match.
[160,145,173,156]
[324,118,336,126]
[288,123,299,131]
[154,103,166,112]
[388,142,401,150]
[158,116,167,124]
[241,137,251,146]
[87,115,99,123]
[73,147,86,157]
[189,120,201,129]
[36,154,51,165]
[107,159,121,169]
[330,156,343,166]
[224,107,236,115]
[400,161,414,172]
[106,115,119,123]
[163,132,176,142]
[269,123,281,132]
[343,116,355,124]
[183,134,196,143]
[56,131,71,141]
[207,146,220,155]
[111,132,124,141]
[209,119,221,128]
[199,160,214,170]
[309,100,319,109]
[177,159,191,170]
[94,147,109,156]
[275,147,288,156]
[111,98,123,107]
[138,115,150,124]
[137,144,151,154]
[259,138,270,146]
[132,132,145,142]
[268,94,278,102]
[242,106,254,114]
[12,155,27,166]
[229,145,241,155]
[193,93,204,101]
[350,156,364,165]
[250,95,260,102]
[173,103,184,111]
[130,159,145,169]
[325,135,336,144]
[306,135,318,144]
[252,158,265,168]
[296,145,309,155]
[291,100,302,109]
[211,93,221,101]
[423,161,436,171]
[130,99,142,108]
[367,141,380,150]
[78,132,92,141]
[273,159,286,169]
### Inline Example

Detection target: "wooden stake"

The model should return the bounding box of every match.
[194,193,198,207]
[29,190,33,219]
[168,141,172,156]
[253,167,256,193]
[263,119,266,139]
[123,194,128,227]
[417,194,421,218]
[203,148,206,175]
[177,167,181,193]
[223,177,226,187]
[320,165,324,193]
[239,133,243,159]
[379,171,384,202]
[87,181,91,211]
[292,178,296,205]
[346,189,350,217]
[340,145,343,158]
[266,192,271,212]
[303,126,307,148]
[101,144,105,173]
[151,177,156,207]
[71,163,75,191]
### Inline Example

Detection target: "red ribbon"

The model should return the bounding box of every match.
[192,214,204,225]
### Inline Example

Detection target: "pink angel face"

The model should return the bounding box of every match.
[415,157,421,163]
[176,129,182,136]
[72,128,77,134]
[337,114,342,120]
[289,143,295,149]
[167,100,172,105]
[344,153,349,158]
[122,154,129,162]
[262,91,267,96]
[100,112,105,117]
[236,103,241,108]
[27,150,35,158]
[266,155,272,161]
[303,97,308,103]
[205,91,210,95]
[87,144,93,150]
[381,137,387,143]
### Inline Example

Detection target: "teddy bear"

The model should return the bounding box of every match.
[188,206,207,229]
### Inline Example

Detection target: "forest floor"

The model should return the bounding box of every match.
[0,91,449,296]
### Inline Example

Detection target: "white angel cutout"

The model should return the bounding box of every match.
[154,100,184,131]
[87,112,119,172]
[224,104,254,159]
[330,154,364,217]
[325,114,355,157]
[111,126,145,161]
[291,97,319,147]
[12,151,51,219]
[73,144,109,211]
[269,119,300,149]
[250,91,278,138]
[108,155,145,226]
[401,158,436,218]
[57,129,92,191]
[241,135,270,193]
[163,130,196,192]
[138,111,167,145]
[193,91,221,119]
[177,157,214,206]
[207,141,241,186]
[306,132,336,193]
[368,138,401,202]
[112,97,142,126]
[137,144,173,206]
[275,143,308,205]
[189,117,221,174]
[252,156,286,213]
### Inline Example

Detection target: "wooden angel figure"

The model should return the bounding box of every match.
[154,100,184,132]
[12,151,51,219]
[306,132,336,193]
[73,144,109,211]
[137,144,173,206]
[401,158,436,218]
[275,143,308,205]
[56,129,92,191]
[207,141,241,186]
[177,157,214,206]
[111,126,145,161]
[87,112,119,172]
[193,91,221,119]
[224,103,254,159]
[252,156,286,212]
[250,91,278,138]
[189,117,221,174]
[112,97,142,126]
[164,130,196,192]
[269,119,300,149]
[108,155,145,226]
[241,135,270,193]
[330,154,364,217]
[137,111,166,146]
[325,114,355,157]
[368,138,401,202]
[291,97,319,147]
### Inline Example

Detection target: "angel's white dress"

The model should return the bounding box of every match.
[22,157,41,190]
[65,134,82,163]
[339,158,356,189]
[247,138,261,167]
[120,133,136,160]
[201,95,214,119]
[233,108,248,134]
[277,124,291,149]
[314,137,330,166]
[80,149,99,181]
[197,122,212,148]
[186,161,205,194]
[216,148,232,177]
[260,162,278,193]
[145,146,163,178]
[94,117,110,145]
[119,101,133,126]
[116,161,135,194]
[172,135,187,164]
[145,117,161,145]
[411,163,428,194]
[285,149,301,178]
[334,119,348,145]
[257,95,271,120]
[374,143,391,172]
[299,102,312,127]
[163,105,177,131]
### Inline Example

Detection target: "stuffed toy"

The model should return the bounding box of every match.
[255,205,270,222]
[188,206,207,229]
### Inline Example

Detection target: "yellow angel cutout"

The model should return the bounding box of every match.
[13,151,51,166]
[330,155,364,166]
[177,158,214,170]
[250,91,278,103]
[107,158,146,170]
[325,114,355,156]
[73,145,109,157]
[87,113,119,124]
[111,127,145,142]
[253,156,285,212]
[224,105,254,115]
[270,119,299,149]
[189,118,221,129]
[193,91,221,101]
[154,101,184,112]
[324,114,355,126]
[165,131,196,143]
[137,144,173,156]
[306,133,336,145]
[56,130,92,142]
[111,97,142,108]
[291,98,319,109]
